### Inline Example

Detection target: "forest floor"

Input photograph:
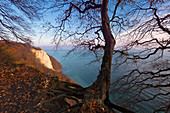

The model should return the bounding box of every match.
[0,64,51,113]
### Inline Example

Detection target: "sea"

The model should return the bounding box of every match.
[45,50,101,87]
[45,50,129,87]
[45,49,170,113]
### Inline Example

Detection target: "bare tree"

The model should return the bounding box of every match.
[4,0,170,112]
[0,0,40,43]
[110,1,170,112]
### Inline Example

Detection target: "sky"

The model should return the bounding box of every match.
[35,0,169,49]
[2,0,169,50]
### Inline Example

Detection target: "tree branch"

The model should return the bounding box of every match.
[110,0,121,22]
[153,8,170,35]
[70,2,101,14]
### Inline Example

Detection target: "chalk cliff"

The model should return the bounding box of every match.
[31,48,63,73]
[31,49,54,70]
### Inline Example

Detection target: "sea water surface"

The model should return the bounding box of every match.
[45,49,170,113]
[45,50,127,87]
[45,50,100,87]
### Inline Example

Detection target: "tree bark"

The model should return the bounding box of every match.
[87,0,115,102]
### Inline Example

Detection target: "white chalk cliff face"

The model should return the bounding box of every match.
[31,49,54,70]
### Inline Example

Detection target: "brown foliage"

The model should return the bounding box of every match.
[0,41,72,82]
[0,64,51,112]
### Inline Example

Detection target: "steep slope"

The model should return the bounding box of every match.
[48,55,62,73]
[0,41,72,82]
[0,64,68,112]
[0,41,78,112]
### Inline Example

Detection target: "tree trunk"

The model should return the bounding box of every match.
[87,0,115,102]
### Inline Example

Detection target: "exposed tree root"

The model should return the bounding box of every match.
[40,76,135,113]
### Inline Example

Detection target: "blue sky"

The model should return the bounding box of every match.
[7,0,169,50]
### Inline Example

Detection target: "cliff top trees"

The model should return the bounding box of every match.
[2,0,170,112]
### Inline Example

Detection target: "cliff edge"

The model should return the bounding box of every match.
[31,49,54,70]
[48,55,62,72]
[0,41,72,82]
[0,41,76,112]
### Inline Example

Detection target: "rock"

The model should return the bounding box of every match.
[48,55,62,73]
[31,49,54,70]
